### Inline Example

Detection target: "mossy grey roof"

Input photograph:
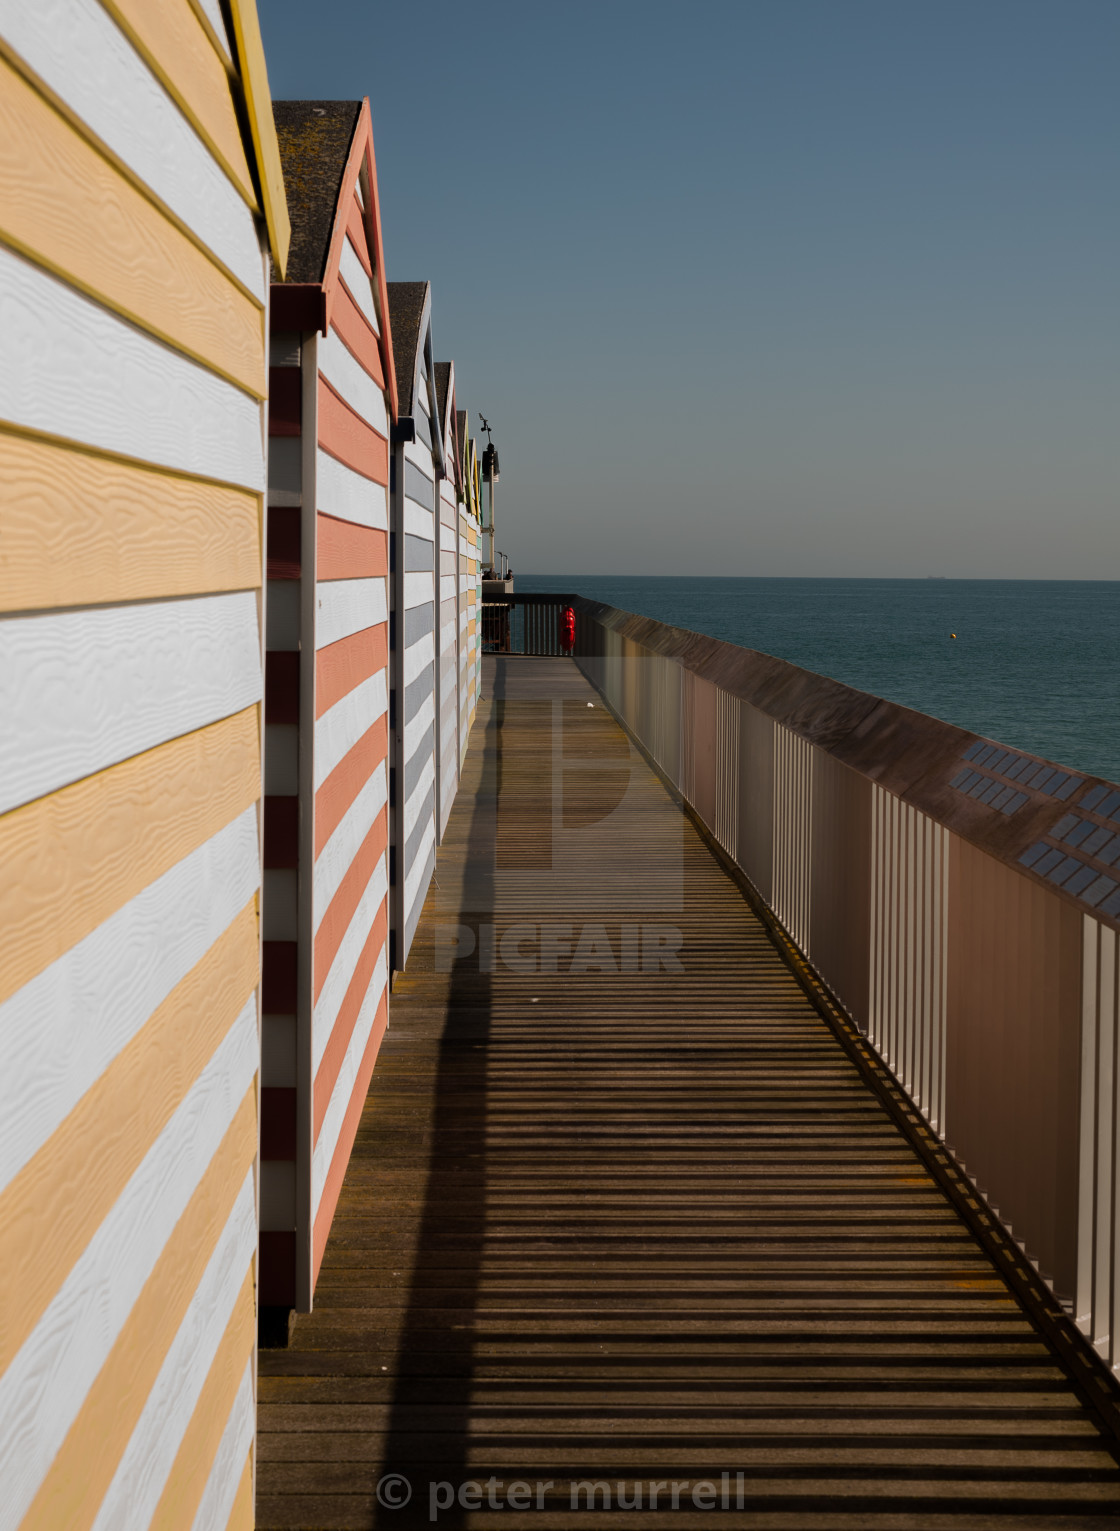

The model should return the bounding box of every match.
[272,101,362,284]
[386,282,429,416]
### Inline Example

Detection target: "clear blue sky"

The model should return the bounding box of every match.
[259,0,1119,578]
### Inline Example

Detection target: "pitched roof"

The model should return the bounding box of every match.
[272,101,362,283]
[386,282,429,416]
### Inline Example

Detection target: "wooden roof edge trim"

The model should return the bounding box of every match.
[226,0,289,277]
[408,284,444,472]
[320,101,397,420]
[424,308,446,476]
[441,363,460,490]
[320,105,368,331]
[362,107,397,423]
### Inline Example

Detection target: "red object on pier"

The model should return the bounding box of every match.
[560,604,576,654]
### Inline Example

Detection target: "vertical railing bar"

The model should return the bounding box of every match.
[910,806,919,1101]
[901,800,910,1085]
[888,794,899,1070]
[1089,920,1104,1339]
[873,786,883,1054]
[939,827,949,1137]
[1109,928,1120,1370]
[918,820,930,1120]
[1106,927,1120,1367]
[930,825,942,1134]
[1096,927,1115,1350]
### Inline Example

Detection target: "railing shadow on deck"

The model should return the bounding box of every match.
[527,591,1120,1404]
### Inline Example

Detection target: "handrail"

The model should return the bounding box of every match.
[547,592,1120,1365]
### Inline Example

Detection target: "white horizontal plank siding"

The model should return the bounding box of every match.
[317,448,387,528]
[404,820,435,912]
[313,674,388,790]
[404,632,435,687]
[338,238,379,334]
[313,765,387,922]
[403,438,435,477]
[0,592,260,814]
[312,943,387,1210]
[0,808,258,1188]
[406,694,435,741]
[312,860,388,1078]
[403,756,435,841]
[320,327,387,436]
[0,998,256,1529]
[0,248,264,487]
[403,501,433,540]
[90,1174,255,1531]
[0,0,264,298]
[315,578,387,649]
[190,1363,254,1531]
[404,572,434,611]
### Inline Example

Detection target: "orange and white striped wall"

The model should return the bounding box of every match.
[262,98,395,1313]
[0,0,286,1525]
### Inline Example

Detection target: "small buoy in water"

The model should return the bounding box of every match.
[950,632,957,639]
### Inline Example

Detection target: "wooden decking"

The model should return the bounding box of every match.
[258,657,1120,1529]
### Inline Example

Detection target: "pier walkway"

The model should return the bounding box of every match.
[257,658,1120,1529]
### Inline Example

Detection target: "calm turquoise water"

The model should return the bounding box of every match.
[516,576,1120,784]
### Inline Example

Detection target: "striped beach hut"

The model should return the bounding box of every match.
[387,281,445,968]
[457,412,484,749]
[434,362,462,830]
[0,0,286,1526]
[263,99,395,1317]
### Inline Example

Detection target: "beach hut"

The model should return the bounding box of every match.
[457,411,484,750]
[387,282,445,967]
[434,362,462,829]
[0,0,286,1524]
[263,99,395,1316]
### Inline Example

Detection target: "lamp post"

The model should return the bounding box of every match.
[479,414,499,576]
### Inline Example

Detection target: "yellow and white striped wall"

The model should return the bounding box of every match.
[0,0,287,1525]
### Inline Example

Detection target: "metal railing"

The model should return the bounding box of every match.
[552,594,1120,1367]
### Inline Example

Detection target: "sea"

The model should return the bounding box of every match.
[515,576,1120,786]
